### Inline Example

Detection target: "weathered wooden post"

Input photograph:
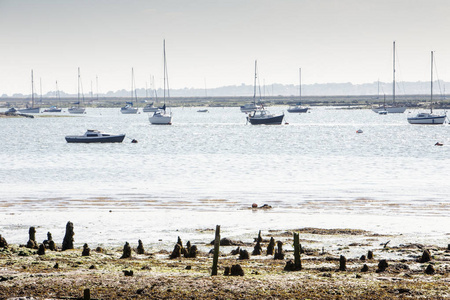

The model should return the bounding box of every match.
[83,288,90,300]
[293,232,302,270]
[211,225,220,276]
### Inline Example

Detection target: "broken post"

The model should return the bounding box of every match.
[211,225,220,276]
[293,232,302,270]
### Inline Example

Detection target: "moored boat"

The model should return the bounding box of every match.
[65,130,125,143]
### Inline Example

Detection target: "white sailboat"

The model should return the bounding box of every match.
[149,40,173,125]
[372,41,406,114]
[19,70,41,114]
[43,80,62,112]
[121,68,139,114]
[68,67,86,114]
[287,68,309,113]
[407,51,446,125]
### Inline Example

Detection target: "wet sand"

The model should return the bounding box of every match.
[0,227,449,299]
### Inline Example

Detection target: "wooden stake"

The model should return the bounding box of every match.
[293,232,302,270]
[211,225,220,276]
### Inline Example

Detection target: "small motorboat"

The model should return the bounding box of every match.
[197,109,209,113]
[43,106,62,113]
[65,130,125,143]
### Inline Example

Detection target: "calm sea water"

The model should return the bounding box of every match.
[0,107,449,247]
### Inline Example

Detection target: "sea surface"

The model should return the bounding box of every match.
[0,107,449,249]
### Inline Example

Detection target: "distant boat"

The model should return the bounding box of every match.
[247,60,284,125]
[149,40,173,125]
[121,68,139,114]
[372,41,406,114]
[68,68,86,114]
[143,102,159,112]
[44,81,62,112]
[19,70,41,114]
[288,68,309,113]
[65,129,125,143]
[197,109,209,113]
[240,102,260,113]
[43,106,62,113]
[407,51,446,125]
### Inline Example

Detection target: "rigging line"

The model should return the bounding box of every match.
[394,46,407,96]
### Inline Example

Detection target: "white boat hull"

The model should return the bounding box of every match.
[407,114,446,125]
[120,108,138,114]
[149,112,172,125]
[372,106,406,114]
[143,107,159,112]
[68,107,86,114]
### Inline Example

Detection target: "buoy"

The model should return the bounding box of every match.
[435,142,443,146]
[252,203,258,208]
[131,139,138,143]
[356,129,363,133]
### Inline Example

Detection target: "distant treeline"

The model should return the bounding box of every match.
[2,81,448,98]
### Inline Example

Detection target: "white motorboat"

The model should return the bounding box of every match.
[149,40,172,125]
[407,51,446,125]
[143,102,159,112]
[43,106,62,113]
[19,70,41,114]
[65,130,125,143]
[372,41,406,114]
[68,106,85,114]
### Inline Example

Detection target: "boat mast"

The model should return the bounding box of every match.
[131,67,134,104]
[299,67,302,103]
[31,70,34,108]
[253,60,257,105]
[77,67,80,106]
[163,39,167,113]
[393,41,396,105]
[431,51,433,113]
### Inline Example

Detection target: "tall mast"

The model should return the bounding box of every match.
[31,70,34,108]
[253,60,257,104]
[39,78,42,103]
[163,39,166,112]
[431,51,433,113]
[131,67,134,102]
[77,67,80,104]
[299,67,302,102]
[96,76,99,101]
[393,41,396,105]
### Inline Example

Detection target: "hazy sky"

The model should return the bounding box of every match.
[1,0,450,95]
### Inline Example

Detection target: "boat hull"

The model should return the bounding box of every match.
[18,108,40,114]
[372,106,406,113]
[68,108,86,114]
[143,107,159,112]
[287,107,309,113]
[120,108,138,114]
[248,114,284,125]
[407,115,446,125]
[149,113,172,125]
[65,134,125,143]
[43,108,62,113]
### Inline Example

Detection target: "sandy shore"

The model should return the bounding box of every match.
[0,227,449,299]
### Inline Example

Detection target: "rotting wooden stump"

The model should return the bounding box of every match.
[82,243,90,256]
[376,259,388,273]
[425,264,435,275]
[62,221,75,251]
[120,242,132,259]
[0,234,7,248]
[361,264,369,272]
[360,255,366,261]
[230,264,244,276]
[239,249,249,260]
[367,250,373,260]
[43,232,56,251]
[26,227,38,249]
[231,247,240,255]
[419,249,431,263]
[137,239,145,254]
[252,240,262,255]
[339,255,346,271]
[267,237,275,256]
[274,241,284,260]
[37,244,45,256]
[169,243,182,259]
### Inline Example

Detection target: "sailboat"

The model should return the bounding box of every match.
[43,80,62,112]
[288,68,309,113]
[407,51,446,125]
[149,40,173,125]
[247,60,284,125]
[121,68,139,114]
[19,70,41,114]
[372,41,406,114]
[68,68,86,114]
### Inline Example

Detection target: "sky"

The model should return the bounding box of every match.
[1,0,450,96]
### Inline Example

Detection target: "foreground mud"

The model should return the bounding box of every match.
[0,228,449,299]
